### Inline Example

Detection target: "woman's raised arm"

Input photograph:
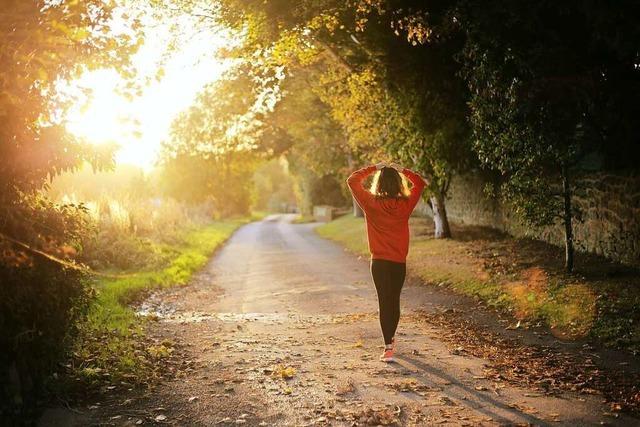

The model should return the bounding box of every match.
[401,167,427,210]
[346,164,378,211]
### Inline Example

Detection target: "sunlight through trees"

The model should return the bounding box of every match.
[2,0,639,421]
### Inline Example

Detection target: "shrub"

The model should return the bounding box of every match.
[0,194,94,420]
[0,259,93,420]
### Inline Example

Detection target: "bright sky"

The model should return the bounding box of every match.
[64,5,233,169]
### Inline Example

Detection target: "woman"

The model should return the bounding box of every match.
[346,162,426,362]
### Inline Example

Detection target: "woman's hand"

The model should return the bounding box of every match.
[375,162,388,170]
[388,162,403,172]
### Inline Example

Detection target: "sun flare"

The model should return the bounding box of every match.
[63,11,232,169]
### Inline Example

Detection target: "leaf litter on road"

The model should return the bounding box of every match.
[272,364,296,379]
[415,308,640,414]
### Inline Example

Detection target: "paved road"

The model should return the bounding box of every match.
[42,214,638,426]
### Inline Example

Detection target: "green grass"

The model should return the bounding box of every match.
[315,214,368,254]
[317,215,509,307]
[249,210,270,221]
[70,218,249,388]
[291,214,316,224]
[88,220,244,334]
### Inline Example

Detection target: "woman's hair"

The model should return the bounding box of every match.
[370,167,410,199]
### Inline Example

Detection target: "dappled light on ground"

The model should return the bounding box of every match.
[506,268,597,340]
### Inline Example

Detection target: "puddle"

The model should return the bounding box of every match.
[136,292,377,324]
[136,296,176,318]
[164,311,215,323]
[137,306,376,325]
[149,311,338,325]
[211,312,335,324]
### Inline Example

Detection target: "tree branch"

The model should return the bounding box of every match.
[315,40,354,73]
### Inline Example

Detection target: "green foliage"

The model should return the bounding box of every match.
[0,3,140,416]
[0,193,90,266]
[160,153,257,217]
[0,0,140,198]
[265,66,353,213]
[210,0,477,237]
[317,61,472,198]
[78,197,216,270]
[47,163,224,270]
[311,175,349,207]
[160,65,288,216]
[167,62,293,158]
[81,227,172,272]
[0,196,92,417]
[315,65,398,159]
[0,0,142,280]
[272,67,351,176]
[459,0,640,225]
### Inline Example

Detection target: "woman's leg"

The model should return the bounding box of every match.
[371,259,392,344]
[371,259,405,345]
[386,261,406,341]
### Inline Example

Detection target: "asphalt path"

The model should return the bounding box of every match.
[41,214,639,426]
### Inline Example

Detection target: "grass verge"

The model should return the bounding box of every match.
[291,214,316,224]
[316,214,640,353]
[65,218,249,392]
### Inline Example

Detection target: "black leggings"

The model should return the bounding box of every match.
[370,259,406,345]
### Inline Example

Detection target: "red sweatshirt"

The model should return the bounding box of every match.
[346,165,426,263]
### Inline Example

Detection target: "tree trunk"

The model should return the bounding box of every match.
[561,165,574,273]
[346,151,363,217]
[352,198,363,217]
[430,192,451,239]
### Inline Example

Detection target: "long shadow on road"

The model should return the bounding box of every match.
[395,354,550,426]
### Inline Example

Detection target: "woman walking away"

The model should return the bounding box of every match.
[347,162,427,362]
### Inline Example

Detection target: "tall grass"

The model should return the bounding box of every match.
[67,195,218,271]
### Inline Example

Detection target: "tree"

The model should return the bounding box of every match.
[252,158,297,213]
[458,0,640,272]
[310,1,475,237]
[211,0,476,237]
[267,67,354,216]
[160,64,287,215]
[160,151,257,216]
[315,58,471,237]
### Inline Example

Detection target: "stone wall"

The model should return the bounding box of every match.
[418,171,640,267]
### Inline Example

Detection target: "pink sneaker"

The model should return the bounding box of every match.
[380,347,395,362]
[380,337,396,363]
